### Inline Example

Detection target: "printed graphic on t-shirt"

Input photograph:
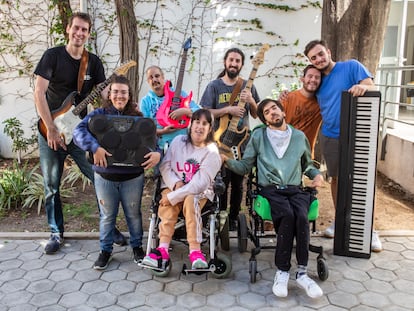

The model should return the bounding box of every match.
[176,158,200,183]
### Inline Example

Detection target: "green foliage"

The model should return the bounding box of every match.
[2,117,37,163]
[63,160,92,191]
[269,81,300,100]
[0,160,37,210]
[63,202,94,221]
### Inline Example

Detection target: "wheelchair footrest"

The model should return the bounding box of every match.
[181,263,215,275]
[138,262,169,272]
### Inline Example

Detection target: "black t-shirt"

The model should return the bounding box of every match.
[34,46,106,112]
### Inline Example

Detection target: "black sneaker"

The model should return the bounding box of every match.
[44,233,64,254]
[133,246,145,263]
[113,227,127,246]
[93,251,112,270]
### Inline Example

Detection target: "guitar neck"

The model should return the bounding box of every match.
[228,66,258,131]
[72,75,114,116]
[173,51,188,100]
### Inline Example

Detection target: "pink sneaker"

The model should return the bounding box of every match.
[189,250,208,269]
[142,247,169,268]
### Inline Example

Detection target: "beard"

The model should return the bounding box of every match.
[267,117,284,128]
[226,67,240,79]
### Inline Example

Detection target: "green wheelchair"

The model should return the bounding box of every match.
[237,169,329,283]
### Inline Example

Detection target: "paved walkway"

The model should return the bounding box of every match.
[1,232,414,310]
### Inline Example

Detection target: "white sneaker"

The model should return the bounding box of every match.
[324,223,335,238]
[371,231,383,252]
[272,270,289,297]
[296,274,323,298]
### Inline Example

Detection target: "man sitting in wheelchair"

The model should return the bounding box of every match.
[221,99,324,299]
[142,109,222,270]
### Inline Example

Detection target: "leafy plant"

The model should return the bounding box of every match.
[0,160,37,210]
[63,160,92,191]
[2,117,37,163]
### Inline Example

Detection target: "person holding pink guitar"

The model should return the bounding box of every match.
[140,65,200,153]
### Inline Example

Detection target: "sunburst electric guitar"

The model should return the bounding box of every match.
[38,60,136,145]
[215,44,269,160]
[156,37,193,129]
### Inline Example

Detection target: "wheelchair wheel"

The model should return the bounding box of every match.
[317,257,329,281]
[151,261,172,278]
[249,259,257,283]
[237,214,248,253]
[210,252,232,279]
[219,215,230,251]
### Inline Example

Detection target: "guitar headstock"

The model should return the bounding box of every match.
[114,60,137,76]
[251,44,269,67]
[182,37,192,51]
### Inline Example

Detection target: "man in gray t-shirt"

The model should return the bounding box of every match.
[199,47,260,230]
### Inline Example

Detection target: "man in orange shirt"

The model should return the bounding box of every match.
[281,64,322,159]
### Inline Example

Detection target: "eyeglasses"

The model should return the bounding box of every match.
[111,90,129,95]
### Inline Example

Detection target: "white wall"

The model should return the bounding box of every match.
[0,0,322,158]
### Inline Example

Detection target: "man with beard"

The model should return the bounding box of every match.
[140,65,200,152]
[281,64,322,159]
[221,99,324,299]
[303,40,382,252]
[200,48,260,230]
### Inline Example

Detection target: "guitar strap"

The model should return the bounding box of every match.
[228,77,243,107]
[77,49,89,94]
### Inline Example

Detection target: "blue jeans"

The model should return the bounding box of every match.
[38,133,93,234]
[94,173,144,253]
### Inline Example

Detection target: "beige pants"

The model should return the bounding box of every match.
[158,189,207,251]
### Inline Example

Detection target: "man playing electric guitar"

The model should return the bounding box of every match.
[140,65,200,152]
[200,47,260,231]
[34,12,126,254]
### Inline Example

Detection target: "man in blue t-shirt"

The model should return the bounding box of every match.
[304,39,382,252]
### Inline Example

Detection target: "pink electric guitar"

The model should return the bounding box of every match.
[156,37,193,128]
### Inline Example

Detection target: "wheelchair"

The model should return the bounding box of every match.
[138,171,232,278]
[237,168,329,283]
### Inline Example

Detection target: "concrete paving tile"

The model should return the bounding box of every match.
[48,267,76,282]
[136,279,164,294]
[164,279,192,295]
[0,250,21,261]
[100,305,128,311]
[23,268,51,282]
[363,278,395,294]
[26,279,55,293]
[368,267,398,281]
[388,291,414,309]
[335,279,366,294]
[146,291,176,308]
[43,258,70,270]
[74,268,102,282]
[18,250,42,261]
[81,279,109,294]
[249,279,273,296]
[221,279,249,295]
[21,258,47,270]
[176,292,206,308]
[401,249,414,260]
[9,304,38,311]
[66,305,96,311]
[206,292,236,308]
[358,291,392,309]
[327,291,359,309]
[59,291,89,308]
[126,269,153,283]
[239,292,267,309]
[0,278,29,293]
[53,278,83,294]
[0,259,23,270]
[108,279,136,295]
[100,268,127,282]
[0,268,26,282]
[29,290,61,307]
[394,267,414,281]
[117,291,146,309]
[87,291,117,308]
[193,279,221,295]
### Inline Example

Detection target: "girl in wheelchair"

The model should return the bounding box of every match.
[221,99,324,298]
[142,109,222,271]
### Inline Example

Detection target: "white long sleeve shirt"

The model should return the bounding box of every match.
[159,135,222,206]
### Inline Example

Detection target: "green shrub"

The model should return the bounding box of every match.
[0,160,36,210]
